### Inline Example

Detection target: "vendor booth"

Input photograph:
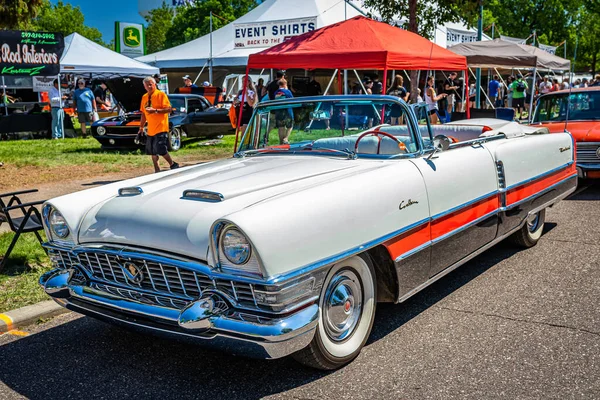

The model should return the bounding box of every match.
[236,15,468,146]
[449,39,571,119]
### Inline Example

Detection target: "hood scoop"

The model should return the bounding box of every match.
[182,190,224,202]
[118,187,143,197]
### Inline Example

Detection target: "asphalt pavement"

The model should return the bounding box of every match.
[1,183,598,400]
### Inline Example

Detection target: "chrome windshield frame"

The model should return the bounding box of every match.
[235,95,426,158]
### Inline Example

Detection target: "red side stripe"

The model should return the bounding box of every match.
[430,195,499,241]
[506,164,576,206]
[384,221,431,261]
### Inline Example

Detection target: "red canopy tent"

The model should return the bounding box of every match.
[236,16,469,147]
[247,16,467,72]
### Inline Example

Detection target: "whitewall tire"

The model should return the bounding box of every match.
[293,254,377,370]
[510,209,546,248]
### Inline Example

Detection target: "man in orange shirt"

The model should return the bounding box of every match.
[138,76,179,172]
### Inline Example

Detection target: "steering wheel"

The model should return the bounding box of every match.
[354,130,407,154]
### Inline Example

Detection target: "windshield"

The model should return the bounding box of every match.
[237,98,426,157]
[533,91,600,123]
[168,97,186,112]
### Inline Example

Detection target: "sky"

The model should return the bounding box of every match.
[52,0,147,43]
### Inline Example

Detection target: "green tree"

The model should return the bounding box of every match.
[575,7,600,74]
[31,1,105,45]
[363,0,481,39]
[145,1,174,53]
[0,0,44,29]
[165,0,259,49]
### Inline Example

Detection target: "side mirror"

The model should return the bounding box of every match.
[427,135,451,161]
[433,135,451,151]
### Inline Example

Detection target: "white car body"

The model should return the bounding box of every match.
[40,96,577,367]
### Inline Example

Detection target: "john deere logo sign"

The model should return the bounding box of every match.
[124,27,141,47]
[115,22,145,58]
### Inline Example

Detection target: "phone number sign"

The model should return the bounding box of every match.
[0,30,64,76]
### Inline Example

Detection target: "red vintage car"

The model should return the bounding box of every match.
[532,87,600,179]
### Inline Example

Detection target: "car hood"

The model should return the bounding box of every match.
[77,155,385,260]
[105,77,145,112]
[535,121,600,141]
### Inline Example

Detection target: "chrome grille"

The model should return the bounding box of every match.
[90,282,189,310]
[48,249,258,308]
[576,143,600,163]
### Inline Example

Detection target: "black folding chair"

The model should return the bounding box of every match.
[0,189,47,271]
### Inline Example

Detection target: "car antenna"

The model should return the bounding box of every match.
[564,36,578,132]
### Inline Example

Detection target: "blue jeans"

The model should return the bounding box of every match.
[51,108,64,139]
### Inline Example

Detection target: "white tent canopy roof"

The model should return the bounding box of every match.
[60,33,159,77]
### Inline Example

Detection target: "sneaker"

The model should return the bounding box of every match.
[170,162,180,170]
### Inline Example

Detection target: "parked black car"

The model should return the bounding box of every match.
[91,77,234,151]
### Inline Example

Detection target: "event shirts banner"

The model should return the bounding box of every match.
[446,27,478,47]
[234,17,317,48]
[0,31,64,76]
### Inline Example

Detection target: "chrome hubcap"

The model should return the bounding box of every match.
[527,212,540,233]
[323,270,362,342]
[171,129,181,149]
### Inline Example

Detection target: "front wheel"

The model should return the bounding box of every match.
[293,254,377,370]
[168,127,182,152]
[510,209,546,248]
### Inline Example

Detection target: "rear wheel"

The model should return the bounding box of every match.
[168,127,182,152]
[293,254,377,370]
[510,209,546,248]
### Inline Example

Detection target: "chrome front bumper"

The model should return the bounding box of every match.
[40,268,319,359]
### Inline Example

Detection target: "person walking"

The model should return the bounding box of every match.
[273,79,294,144]
[138,76,179,173]
[539,76,552,95]
[510,74,528,119]
[267,70,285,100]
[488,75,501,108]
[387,75,409,125]
[506,76,514,108]
[425,76,448,124]
[49,79,67,139]
[444,72,459,121]
[73,79,97,137]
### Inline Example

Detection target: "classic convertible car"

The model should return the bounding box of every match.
[91,77,234,151]
[531,87,600,179]
[40,96,576,370]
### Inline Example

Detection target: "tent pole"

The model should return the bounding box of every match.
[383,67,388,94]
[465,71,470,118]
[337,69,342,94]
[58,74,64,138]
[528,67,537,122]
[234,65,250,151]
[469,67,494,108]
[209,11,213,85]
[461,70,466,113]
[323,69,338,95]
[1,76,7,116]
[344,70,348,94]
[193,61,208,85]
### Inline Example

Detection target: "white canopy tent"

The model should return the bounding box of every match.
[61,33,159,77]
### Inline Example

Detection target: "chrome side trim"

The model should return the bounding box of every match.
[502,174,578,211]
[268,217,431,284]
[397,221,524,303]
[430,191,498,221]
[431,210,498,245]
[502,162,574,192]
[395,241,431,263]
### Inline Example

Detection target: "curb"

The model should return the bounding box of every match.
[0,300,69,334]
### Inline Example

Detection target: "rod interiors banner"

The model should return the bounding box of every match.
[115,22,145,58]
[538,43,557,55]
[234,17,317,48]
[0,31,64,76]
[446,27,478,47]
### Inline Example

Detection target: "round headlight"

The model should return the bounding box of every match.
[97,126,106,135]
[49,209,69,238]
[222,228,251,265]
